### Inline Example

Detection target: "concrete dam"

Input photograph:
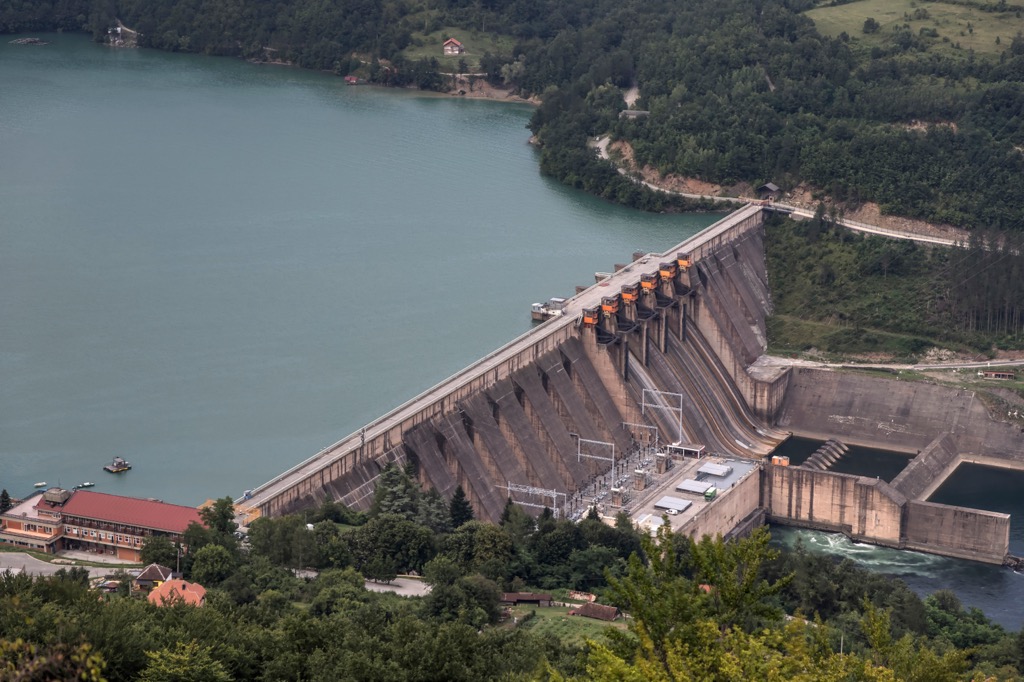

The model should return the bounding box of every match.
[244,203,1019,565]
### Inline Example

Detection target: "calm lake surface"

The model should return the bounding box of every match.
[1,34,717,504]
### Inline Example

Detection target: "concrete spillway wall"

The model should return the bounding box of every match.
[680,464,761,541]
[764,464,1009,564]
[890,433,960,500]
[778,368,1024,462]
[687,221,790,423]
[764,465,906,547]
[903,500,1009,563]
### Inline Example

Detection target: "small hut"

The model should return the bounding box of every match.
[756,182,781,201]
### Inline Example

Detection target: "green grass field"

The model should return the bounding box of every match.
[806,0,1023,57]
[766,314,946,361]
[512,605,627,646]
[401,24,516,72]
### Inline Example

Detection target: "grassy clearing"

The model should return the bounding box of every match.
[806,0,1023,57]
[401,23,516,71]
[513,605,627,646]
[767,314,950,362]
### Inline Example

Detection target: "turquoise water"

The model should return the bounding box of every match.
[771,436,914,482]
[0,35,718,504]
[771,527,1024,631]
[768,443,1024,631]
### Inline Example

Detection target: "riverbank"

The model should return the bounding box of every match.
[443,74,539,105]
[602,136,969,244]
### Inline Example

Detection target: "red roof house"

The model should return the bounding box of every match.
[443,38,464,55]
[60,491,203,562]
[148,579,207,607]
[61,491,202,534]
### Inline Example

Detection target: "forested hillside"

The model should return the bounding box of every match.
[767,212,1024,355]
[3,0,1023,228]
[2,470,1023,680]
[2,0,1023,223]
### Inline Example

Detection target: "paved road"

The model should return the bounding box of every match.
[755,356,1024,372]
[0,553,110,578]
[592,136,963,248]
[363,577,431,597]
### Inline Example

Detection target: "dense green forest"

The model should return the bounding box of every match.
[3,467,1024,680]
[766,212,1024,356]
[3,0,1023,225]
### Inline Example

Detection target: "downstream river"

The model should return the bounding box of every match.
[0,35,716,504]
[3,34,1021,631]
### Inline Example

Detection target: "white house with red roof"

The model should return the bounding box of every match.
[0,488,202,562]
[443,38,464,55]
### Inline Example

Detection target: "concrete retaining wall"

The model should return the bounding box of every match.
[904,500,1009,564]
[777,369,966,453]
[890,433,959,500]
[777,368,1024,463]
[765,465,1011,563]
[255,320,580,516]
[679,466,761,541]
[764,465,905,546]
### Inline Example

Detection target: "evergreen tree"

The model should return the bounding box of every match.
[449,485,475,528]
[417,488,452,534]
[370,464,420,520]
[0,489,11,513]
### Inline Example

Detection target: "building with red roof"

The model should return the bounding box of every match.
[148,579,206,607]
[443,37,464,55]
[0,488,204,562]
[0,489,67,554]
[60,491,202,562]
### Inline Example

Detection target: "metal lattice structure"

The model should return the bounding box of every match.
[501,482,567,518]
[576,438,615,470]
[641,389,684,442]
[622,422,659,451]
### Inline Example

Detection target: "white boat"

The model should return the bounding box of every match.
[33,481,47,488]
[531,297,567,321]
[78,481,95,488]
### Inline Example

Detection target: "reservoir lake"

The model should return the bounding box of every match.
[0,34,716,504]
[3,34,1022,630]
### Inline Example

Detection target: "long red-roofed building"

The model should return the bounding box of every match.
[60,490,202,562]
[0,487,204,562]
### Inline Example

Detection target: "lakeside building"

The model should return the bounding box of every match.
[0,489,65,554]
[0,488,202,562]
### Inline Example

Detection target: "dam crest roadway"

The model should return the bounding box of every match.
[241,204,1022,567]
